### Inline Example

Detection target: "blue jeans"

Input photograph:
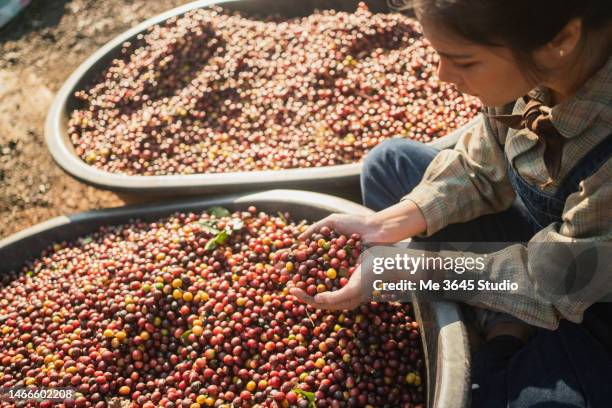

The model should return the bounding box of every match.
[360,138,612,408]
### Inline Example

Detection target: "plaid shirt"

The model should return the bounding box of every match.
[402,55,612,329]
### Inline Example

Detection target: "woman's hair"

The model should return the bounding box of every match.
[388,0,612,81]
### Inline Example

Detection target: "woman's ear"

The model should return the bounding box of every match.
[547,18,583,60]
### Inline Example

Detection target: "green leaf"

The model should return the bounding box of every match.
[344,244,352,253]
[204,239,218,251]
[205,230,229,251]
[292,388,316,408]
[277,211,287,223]
[216,230,229,245]
[207,206,231,218]
[181,330,192,341]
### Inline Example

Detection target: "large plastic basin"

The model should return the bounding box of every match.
[0,190,470,407]
[44,0,482,196]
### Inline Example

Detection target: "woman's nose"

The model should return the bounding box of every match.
[436,59,460,86]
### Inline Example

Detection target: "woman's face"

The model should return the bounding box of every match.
[419,17,534,107]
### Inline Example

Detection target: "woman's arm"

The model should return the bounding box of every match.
[299,199,427,244]
[299,161,612,330]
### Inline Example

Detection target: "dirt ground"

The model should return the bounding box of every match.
[0,0,195,239]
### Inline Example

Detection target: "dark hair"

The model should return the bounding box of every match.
[388,0,612,81]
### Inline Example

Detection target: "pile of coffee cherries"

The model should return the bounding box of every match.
[286,226,362,296]
[0,207,425,407]
[68,3,480,176]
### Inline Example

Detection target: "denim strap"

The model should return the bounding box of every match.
[501,133,611,229]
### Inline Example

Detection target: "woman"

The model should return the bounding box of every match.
[291,0,612,406]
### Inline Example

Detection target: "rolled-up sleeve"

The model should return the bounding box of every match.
[401,112,516,237]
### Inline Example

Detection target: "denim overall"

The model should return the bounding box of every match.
[360,130,612,407]
[471,131,612,408]
[504,132,612,339]
[505,132,612,232]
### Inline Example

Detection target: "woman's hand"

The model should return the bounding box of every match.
[289,265,364,310]
[299,199,427,244]
[298,214,383,242]
[293,214,372,310]
[291,200,428,311]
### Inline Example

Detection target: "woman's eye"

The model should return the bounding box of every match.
[454,61,477,69]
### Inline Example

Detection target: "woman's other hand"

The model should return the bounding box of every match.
[289,264,364,311]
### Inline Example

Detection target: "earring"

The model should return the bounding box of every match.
[559,49,565,57]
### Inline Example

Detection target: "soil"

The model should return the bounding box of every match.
[0,0,193,239]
